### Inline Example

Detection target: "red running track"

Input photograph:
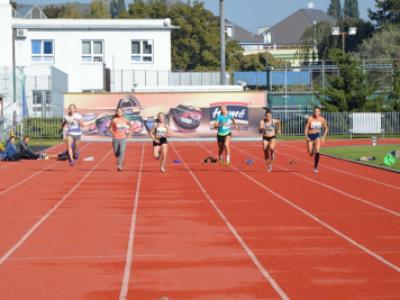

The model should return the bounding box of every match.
[0,140,399,300]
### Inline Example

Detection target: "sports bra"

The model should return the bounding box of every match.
[155,124,167,138]
[309,118,322,130]
[263,120,276,135]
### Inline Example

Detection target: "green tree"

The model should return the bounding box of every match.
[358,25,400,60]
[118,0,126,16]
[318,49,375,112]
[327,0,341,19]
[300,21,339,62]
[90,0,110,18]
[109,0,119,18]
[59,3,82,18]
[344,0,360,19]
[43,5,65,18]
[128,0,151,18]
[390,61,400,111]
[369,0,400,28]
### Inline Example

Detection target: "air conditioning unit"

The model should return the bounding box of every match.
[16,29,27,38]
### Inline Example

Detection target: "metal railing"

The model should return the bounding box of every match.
[1,112,399,140]
[0,116,63,140]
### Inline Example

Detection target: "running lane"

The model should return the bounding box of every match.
[0,143,66,192]
[122,143,286,300]
[233,143,400,264]
[175,143,400,300]
[0,143,142,300]
[0,142,97,255]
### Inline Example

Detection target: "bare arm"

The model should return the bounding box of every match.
[275,119,282,135]
[231,118,238,130]
[214,120,220,129]
[259,120,264,134]
[305,118,311,140]
[322,119,329,141]
[148,126,158,142]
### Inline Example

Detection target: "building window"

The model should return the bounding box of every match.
[131,40,153,63]
[32,90,52,117]
[31,40,54,63]
[82,40,104,63]
[226,26,233,38]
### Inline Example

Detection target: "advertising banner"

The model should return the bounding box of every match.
[64,91,266,140]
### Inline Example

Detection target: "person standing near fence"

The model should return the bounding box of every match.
[109,108,131,171]
[260,109,281,172]
[305,107,329,173]
[63,104,84,166]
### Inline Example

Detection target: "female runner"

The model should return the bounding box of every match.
[109,107,131,171]
[149,112,170,173]
[304,107,329,173]
[214,105,238,166]
[260,109,281,172]
[63,104,84,166]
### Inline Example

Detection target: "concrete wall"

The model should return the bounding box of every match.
[14,28,172,92]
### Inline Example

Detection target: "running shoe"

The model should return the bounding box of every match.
[219,160,225,165]
[118,166,123,172]
[161,166,166,173]
[267,165,272,172]
[74,152,80,160]
[69,160,76,167]
[314,168,319,173]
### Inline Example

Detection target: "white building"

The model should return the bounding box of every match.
[0,0,175,118]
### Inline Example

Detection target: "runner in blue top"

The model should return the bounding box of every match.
[213,105,238,166]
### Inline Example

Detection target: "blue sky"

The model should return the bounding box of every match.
[20,0,378,33]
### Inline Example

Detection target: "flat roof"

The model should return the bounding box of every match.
[12,18,177,30]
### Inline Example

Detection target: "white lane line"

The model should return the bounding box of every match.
[119,143,145,300]
[240,145,399,218]
[171,143,290,300]
[199,144,400,273]
[0,148,111,266]
[0,143,92,198]
[276,143,400,191]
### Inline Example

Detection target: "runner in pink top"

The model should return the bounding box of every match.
[109,108,131,171]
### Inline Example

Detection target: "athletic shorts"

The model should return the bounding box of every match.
[67,134,81,142]
[217,133,232,144]
[153,137,168,147]
[263,135,276,142]
[307,132,320,141]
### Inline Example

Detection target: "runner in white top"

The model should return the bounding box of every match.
[149,112,171,173]
[63,104,84,166]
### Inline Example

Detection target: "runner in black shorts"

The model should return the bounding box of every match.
[149,112,170,173]
[260,109,281,172]
[305,107,329,173]
[214,105,238,166]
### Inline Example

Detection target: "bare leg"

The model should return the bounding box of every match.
[74,139,80,160]
[267,138,276,171]
[314,139,321,172]
[307,140,314,157]
[66,136,74,163]
[153,145,161,160]
[224,135,231,165]
[218,141,224,163]
[263,140,269,166]
[160,144,168,172]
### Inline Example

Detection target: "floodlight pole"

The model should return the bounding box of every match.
[220,0,226,85]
